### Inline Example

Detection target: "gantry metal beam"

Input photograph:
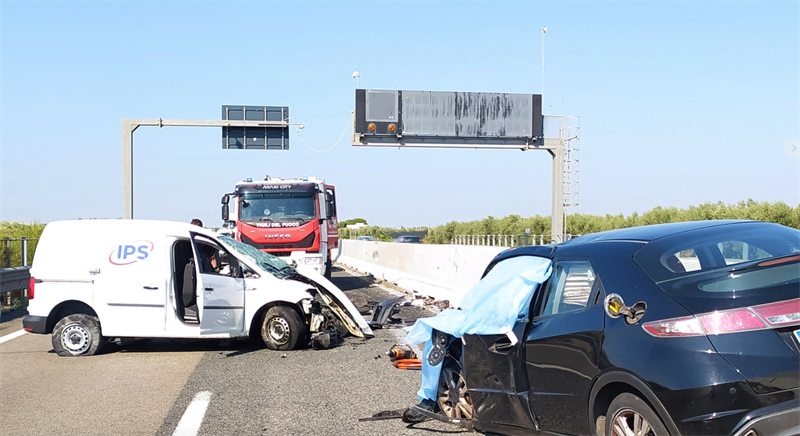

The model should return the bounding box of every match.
[121,118,289,219]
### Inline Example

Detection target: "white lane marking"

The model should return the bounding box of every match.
[172,391,212,436]
[343,268,362,277]
[337,264,404,296]
[0,329,27,345]
[337,263,368,278]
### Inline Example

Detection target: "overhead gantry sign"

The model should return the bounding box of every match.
[351,89,578,243]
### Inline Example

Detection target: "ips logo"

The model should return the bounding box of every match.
[109,241,154,265]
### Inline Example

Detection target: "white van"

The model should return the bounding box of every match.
[22,220,373,357]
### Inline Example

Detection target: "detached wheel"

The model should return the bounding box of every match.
[261,306,305,351]
[51,314,103,357]
[437,356,474,420]
[606,393,668,436]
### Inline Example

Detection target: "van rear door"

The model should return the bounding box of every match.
[190,232,245,336]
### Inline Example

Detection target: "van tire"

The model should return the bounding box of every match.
[261,306,305,351]
[51,314,103,357]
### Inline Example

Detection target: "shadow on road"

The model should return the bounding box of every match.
[0,308,27,324]
[107,338,262,356]
[404,422,476,434]
[331,274,377,292]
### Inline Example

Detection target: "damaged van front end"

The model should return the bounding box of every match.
[294,265,374,339]
[217,235,372,348]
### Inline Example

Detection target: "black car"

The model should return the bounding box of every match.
[426,220,800,436]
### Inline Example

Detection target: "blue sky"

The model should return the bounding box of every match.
[1,1,798,228]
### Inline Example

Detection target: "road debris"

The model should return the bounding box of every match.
[358,409,405,422]
[367,297,406,329]
[310,328,343,350]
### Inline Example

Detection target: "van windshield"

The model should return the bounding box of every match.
[219,236,296,279]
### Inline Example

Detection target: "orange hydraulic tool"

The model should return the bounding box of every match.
[393,358,422,370]
[386,344,416,361]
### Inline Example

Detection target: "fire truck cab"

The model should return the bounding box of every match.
[222,176,338,277]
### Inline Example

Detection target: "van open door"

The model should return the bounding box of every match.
[189,232,246,336]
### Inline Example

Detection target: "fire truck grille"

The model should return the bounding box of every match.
[240,232,316,251]
[271,252,291,257]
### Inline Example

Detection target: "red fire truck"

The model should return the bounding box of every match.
[221,176,338,277]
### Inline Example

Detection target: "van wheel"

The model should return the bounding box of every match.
[261,306,305,351]
[606,393,668,436]
[51,314,103,357]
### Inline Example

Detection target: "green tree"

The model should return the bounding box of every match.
[338,218,368,229]
[423,200,799,244]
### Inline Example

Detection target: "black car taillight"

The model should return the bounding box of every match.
[642,298,800,337]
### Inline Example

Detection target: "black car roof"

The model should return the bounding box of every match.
[560,220,757,245]
[485,220,761,272]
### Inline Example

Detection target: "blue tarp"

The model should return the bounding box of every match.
[405,255,552,401]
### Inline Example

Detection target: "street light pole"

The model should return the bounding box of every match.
[542,26,547,102]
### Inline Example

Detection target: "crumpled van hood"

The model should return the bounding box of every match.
[295,265,374,338]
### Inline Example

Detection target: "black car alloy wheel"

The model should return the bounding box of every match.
[437,356,474,420]
[606,393,668,436]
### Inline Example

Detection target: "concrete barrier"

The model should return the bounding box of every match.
[337,240,506,307]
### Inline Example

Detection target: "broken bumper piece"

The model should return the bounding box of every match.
[403,402,474,429]
[368,296,406,329]
[310,328,342,350]
[358,409,405,422]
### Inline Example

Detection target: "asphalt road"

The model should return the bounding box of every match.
[0,266,472,436]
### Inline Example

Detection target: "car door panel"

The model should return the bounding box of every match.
[199,273,245,334]
[463,317,539,430]
[525,258,604,436]
[189,233,245,335]
[525,306,604,434]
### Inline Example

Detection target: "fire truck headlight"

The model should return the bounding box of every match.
[304,257,323,265]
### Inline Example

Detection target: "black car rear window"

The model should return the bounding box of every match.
[634,222,800,284]
[655,257,800,313]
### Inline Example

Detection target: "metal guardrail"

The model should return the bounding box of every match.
[1,237,37,267]
[0,266,31,294]
[0,238,37,307]
[451,234,579,247]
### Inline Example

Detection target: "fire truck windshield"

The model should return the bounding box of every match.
[239,192,316,223]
